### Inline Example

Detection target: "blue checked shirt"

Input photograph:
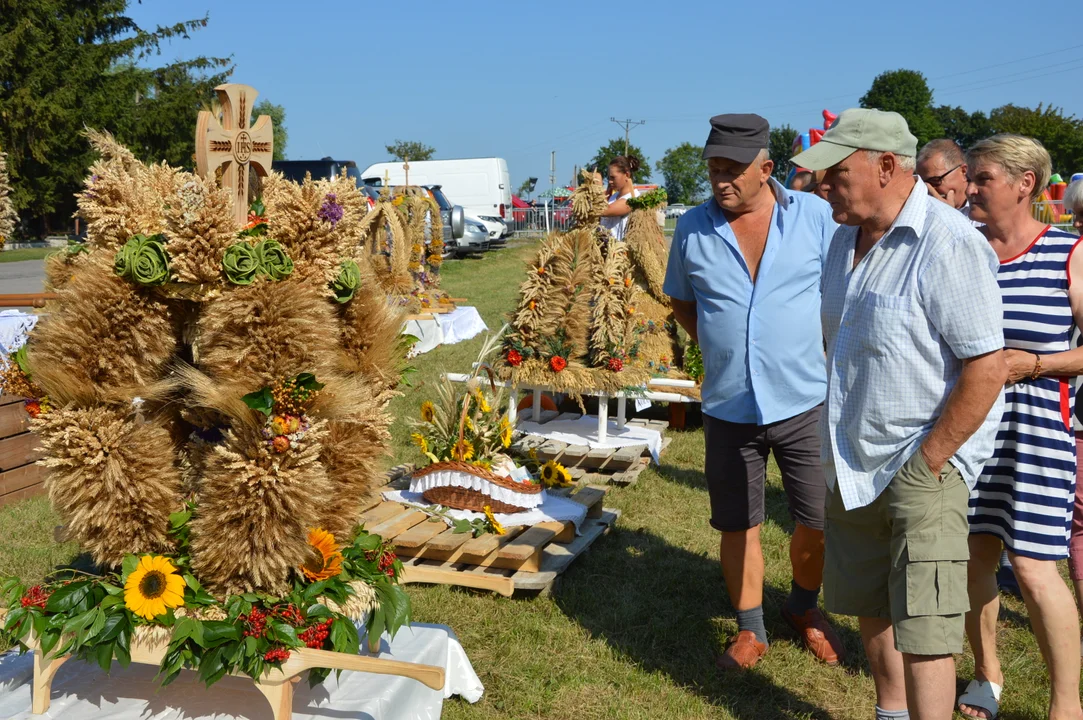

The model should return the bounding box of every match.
[821,180,1005,510]
[664,178,837,425]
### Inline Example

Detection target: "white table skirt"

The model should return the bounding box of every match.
[402,306,487,356]
[0,623,482,720]
[518,414,664,463]
[0,310,36,365]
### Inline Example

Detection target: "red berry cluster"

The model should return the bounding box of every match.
[607,357,623,372]
[263,647,290,663]
[272,604,304,626]
[378,550,397,578]
[241,607,268,638]
[299,619,334,649]
[20,585,50,609]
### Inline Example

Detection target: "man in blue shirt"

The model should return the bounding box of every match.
[663,114,842,670]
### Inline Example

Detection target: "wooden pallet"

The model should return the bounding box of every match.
[0,395,45,508]
[510,414,670,486]
[366,486,617,596]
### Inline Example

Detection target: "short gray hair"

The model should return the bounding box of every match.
[917,139,965,167]
[1064,179,1083,214]
[865,150,916,173]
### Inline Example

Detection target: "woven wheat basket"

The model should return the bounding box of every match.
[411,460,542,513]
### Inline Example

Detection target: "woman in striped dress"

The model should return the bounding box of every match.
[961,135,1083,720]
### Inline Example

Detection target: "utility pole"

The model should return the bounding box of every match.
[549,151,556,189]
[610,117,646,156]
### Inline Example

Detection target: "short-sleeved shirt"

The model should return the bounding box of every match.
[600,188,639,240]
[821,179,1005,511]
[663,177,837,425]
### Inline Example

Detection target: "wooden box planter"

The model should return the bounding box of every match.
[0,395,44,508]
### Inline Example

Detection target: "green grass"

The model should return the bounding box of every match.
[0,247,53,262]
[0,239,1062,718]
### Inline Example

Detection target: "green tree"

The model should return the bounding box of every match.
[859,69,944,147]
[587,138,650,183]
[989,104,1083,176]
[768,124,799,182]
[0,0,229,235]
[386,140,435,162]
[655,142,707,204]
[931,106,992,149]
[516,178,536,198]
[253,100,288,161]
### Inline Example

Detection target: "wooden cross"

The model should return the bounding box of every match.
[403,157,410,187]
[195,83,274,226]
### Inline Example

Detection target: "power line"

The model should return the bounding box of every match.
[610,117,646,155]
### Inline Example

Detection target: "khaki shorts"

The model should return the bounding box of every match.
[824,450,970,656]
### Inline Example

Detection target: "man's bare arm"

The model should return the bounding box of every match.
[670,298,698,344]
[921,349,1007,474]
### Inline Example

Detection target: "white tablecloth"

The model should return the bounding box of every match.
[0,310,36,365]
[0,623,482,720]
[402,307,487,356]
[383,488,588,533]
[518,415,664,464]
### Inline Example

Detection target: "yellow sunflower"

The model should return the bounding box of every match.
[483,505,506,535]
[410,432,428,455]
[300,528,343,581]
[499,417,513,448]
[474,391,492,413]
[124,555,186,620]
[420,401,436,423]
[540,460,572,488]
[451,438,475,461]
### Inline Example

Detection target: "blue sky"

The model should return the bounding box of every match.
[128,1,1081,194]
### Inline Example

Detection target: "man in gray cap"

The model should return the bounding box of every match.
[663,114,843,670]
[793,108,1007,720]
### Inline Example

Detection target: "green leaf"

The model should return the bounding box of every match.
[114,642,131,668]
[98,595,123,611]
[241,388,274,417]
[183,574,202,593]
[201,620,240,647]
[294,372,325,392]
[244,635,258,656]
[171,616,195,647]
[87,608,107,642]
[95,641,113,673]
[330,617,360,656]
[121,555,140,583]
[270,622,298,646]
[3,607,27,633]
[45,582,92,614]
[170,510,192,529]
[451,519,472,534]
[302,580,327,602]
[198,646,225,686]
[100,582,123,597]
[366,610,385,654]
[98,611,126,642]
[189,618,205,648]
[39,629,60,656]
[60,608,95,637]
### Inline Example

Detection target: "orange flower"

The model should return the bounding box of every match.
[300,528,343,581]
[624,277,632,288]
[272,436,291,453]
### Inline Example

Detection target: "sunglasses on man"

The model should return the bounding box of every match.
[923,163,963,188]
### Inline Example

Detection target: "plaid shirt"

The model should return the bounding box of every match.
[821,180,1004,510]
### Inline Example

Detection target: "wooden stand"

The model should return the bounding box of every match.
[0,613,446,720]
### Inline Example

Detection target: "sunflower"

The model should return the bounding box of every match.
[420,401,436,423]
[499,417,513,448]
[540,460,572,488]
[451,438,475,461]
[474,391,492,413]
[483,505,506,535]
[300,528,343,581]
[410,432,428,455]
[124,555,186,620]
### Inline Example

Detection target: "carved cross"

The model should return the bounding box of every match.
[195,83,274,226]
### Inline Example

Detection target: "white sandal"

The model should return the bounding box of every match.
[958,679,1002,719]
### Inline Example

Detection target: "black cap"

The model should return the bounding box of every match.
[702,113,770,163]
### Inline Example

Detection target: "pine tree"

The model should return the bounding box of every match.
[0,149,14,247]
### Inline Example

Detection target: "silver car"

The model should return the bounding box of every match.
[453,220,490,256]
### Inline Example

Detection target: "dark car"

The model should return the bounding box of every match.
[273,158,363,186]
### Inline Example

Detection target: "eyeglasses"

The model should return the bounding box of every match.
[923,163,962,188]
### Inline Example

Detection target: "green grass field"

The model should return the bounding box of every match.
[0,247,53,263]
[0,240,1062,718]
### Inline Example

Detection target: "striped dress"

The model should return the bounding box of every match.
[969,226,1082,560]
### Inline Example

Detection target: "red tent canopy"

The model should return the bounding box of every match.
[511,195,531,208]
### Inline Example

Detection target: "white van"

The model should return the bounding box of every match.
[360,158,511,239]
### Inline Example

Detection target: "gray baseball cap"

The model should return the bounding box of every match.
[791,108,918,170]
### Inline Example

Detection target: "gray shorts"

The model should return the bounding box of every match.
[703,405,827,532]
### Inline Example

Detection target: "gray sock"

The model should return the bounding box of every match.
[875,706,909,720]
[999,549,1012,569]
[784,579,821,616]
[735,606,768,646]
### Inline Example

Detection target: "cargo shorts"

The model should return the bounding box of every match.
[823,450,970,656]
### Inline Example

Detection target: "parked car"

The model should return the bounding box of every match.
[274,158,363,186]
[665,204,690,219]
[360,157,512,224]
[370,183,465,250]
[475,214,508,241]
[455,220,490,256]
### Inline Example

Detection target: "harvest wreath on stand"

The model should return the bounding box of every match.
[0,84,442,720]
[495,172,701,402]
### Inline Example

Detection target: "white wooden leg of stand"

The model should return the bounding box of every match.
[32,650,69,715]
[598,393,608,443]
[616,396,627,430]
[532,389,541,422]
[253,675,299,720]
[508,385,518,425]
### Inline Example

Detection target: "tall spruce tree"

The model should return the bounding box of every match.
[0,0,230,235]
